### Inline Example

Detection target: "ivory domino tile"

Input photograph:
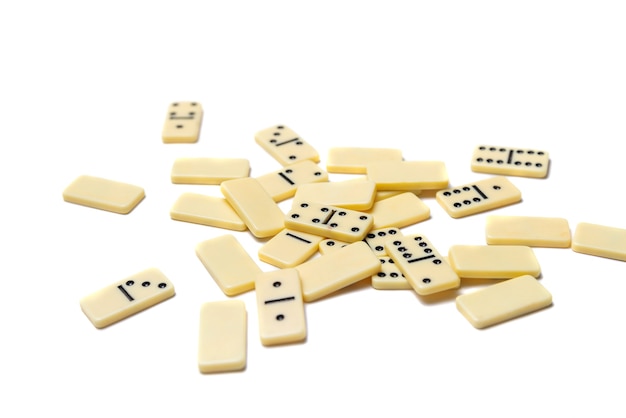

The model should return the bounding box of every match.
[198,300,247,373]
[448,245,541,279]
[171,158,250,184]
[255,125,319,166]
[486,215,571,248]
[285,201,373,242]
[170,193,246,231]
[364,192,430,229]
[162,101,203,143]
[456,275,552,329]
[318,238,350,255]
[80,268,175,329]
[326,147,403,174]
[256,160,328,202]
[258,229,323,268]
[293,180,377,210]
[572,222,626,261]
[363,227,403,256]
[471,145,549,178]
[371,257,411,290]
[366,161,449,190]
[63,175,145,214]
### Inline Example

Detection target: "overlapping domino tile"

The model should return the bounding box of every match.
[371,257,411,290]
[364,192,430,229]
[256,160,328,202]
[63,175,145,214]
[198,300,247,373]
[170,193,246,231]
[318,239,350,255]
[572,222,626,261]
[293,180,377,210]
[448,245,541,279]
[326,147,403,173]
[366,161,449,190]
[363,227,402,256]
[258,229,323,268]
[456,275,552,329]
[162,101,203,143]
[471,145,549,178]
[436,176,521,219]
[171,158,250,184]
[255,125,319,166]
[485,215,571,247]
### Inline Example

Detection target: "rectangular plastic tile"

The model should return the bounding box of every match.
[366,161,449,190]
[326,147,403,174]
[456,275,552,329]
[196,234,261,296]
[198,300,247,373]
[255,269,306,346]
[448,245,541,279]
[255,125,319,166]
[162,101,203,143]
[63,175,145,214]
[256,160,328,202]
[171,158,250,184]
[170,193,246,231]
[293,180,376,210]
[318,239,350,255]
[364,192,430,229]
[486,215,571,247]
[258,229,323,268]
[371,257,412,290]
[363,227,403,256]
[285,201,373,242]
[471,145,550,178]
[295,241,380,302]
[436,176,521,219]
[80,268,175,329]
[572,222,626,261]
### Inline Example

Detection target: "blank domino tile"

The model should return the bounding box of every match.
[364,192,430,229]
[572,222,626,261]
[295,241,380,302]
[80,268,175,329]
[448,245,541,279]
[318,239,350,255]
[371,257,411,290]
[162,101,203,143]
[171,158,250,184]
[364,227,403,256]
[170,193,246,231]
[436,176,521,219]
[293,180,377,210]
[63,175,145,214]
[221,177,284,238]
[486,215,571,248]
[366,161,449,190]
[256,160,329,202]
[384,234,460,295]
[196,235,261,296]
[456,275,552,329]
[255,269,306,346]
[471,145,550,178]
[285,201,373,242]
[258,229,323,268]
[198,300,247,373]
[254,125,319,166]
[326,147,403,174]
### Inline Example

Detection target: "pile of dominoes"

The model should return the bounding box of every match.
[63,101,626,373]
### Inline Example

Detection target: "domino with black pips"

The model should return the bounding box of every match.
[471,145,549,178]
[255,125,319,166]
[162,101,203,143]
[258,229,324,268]
[256,160,328,202]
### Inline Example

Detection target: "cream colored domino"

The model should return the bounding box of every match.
[254,125,319,166]
[63,175,145,214]
[221,177,284,238]
[364,227,403,256]
[572,222,626,261]
[170,193,246,231]
[196,234,261,296]
[486,215,571,248]
[295,241,380,302]
[448,245,541,279]
[326,147,403,174]
[371,257,411,290]
[171,158,250,184]
[162,101,203,143]
[255,269,306,346]
[471,145,550,178]
[436,176,521,219]
[456,275,552,329]
[293,180,376,210]
[80,268,175,329]
[256,160,328,202]
[375,189,421,201]
[366,161,449,190]
[258,229,323,268]
[198,300,247,373]
[384,234,460,296]
[364,192,430,229]
[285,201,373,242]
[318,238,350,255]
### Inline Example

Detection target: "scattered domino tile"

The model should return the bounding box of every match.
[385,234,460,296]
[366,160,449,190]
[80,268,175,329]
[63,175,145,214]
[171,158,250,184]
[221,177,284,238]
[448,245,541,279]
[471,145,550,178]
[318,238,350,255]
[254,125,319,166]
[295,241,380,302]
[286,201,373,243]
[170,193,246,231]
[198,300,247,373]
[162,101,203,143]
[485,215,571,248]
[256,160,328,202]
[195,234,261,296]
[371,257,411,290]
[293,180,377,210]
[364,227,403,256]
[326,147,403,174]
[255,269,306,346]
[456,275,552,329]
[364,192,430,229]
[572,222,626,261]
[258,229,323,268]
[435,176,521,219]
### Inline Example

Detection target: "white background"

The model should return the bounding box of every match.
[2,1,626,416]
